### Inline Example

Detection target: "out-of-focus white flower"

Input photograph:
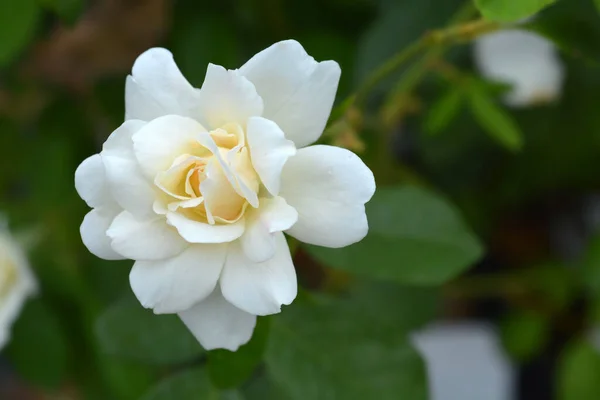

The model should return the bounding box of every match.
[412,322,515,400]
[75,40,375,351]
[474,29,565,108]
[0,224,37,349]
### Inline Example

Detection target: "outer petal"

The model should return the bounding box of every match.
[220,232,297,316]
[197,64,264,129]
[246,117,296,196]
[107,211,188,260]
[80,206,125,260]
[126,48,202,121]
[280,145,375,248]
[132,115,208,179]
[178,288,256,351]
[240,197,298,262]
[130,243,227,314]
[166,212,245,244]
[102,120,155,217]
[75,154,113,208]
[238,40,340,148]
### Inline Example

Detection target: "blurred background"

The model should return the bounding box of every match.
[2,0,600,399]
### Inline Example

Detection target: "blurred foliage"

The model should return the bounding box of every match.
[2,0,600,398]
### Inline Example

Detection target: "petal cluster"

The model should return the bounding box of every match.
[0,223,37,349]
[75,40,375,351]
[474,29,564,108]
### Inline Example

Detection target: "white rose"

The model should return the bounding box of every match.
[0,224,37,349]
[474,29,565,108]
[75,40,375,351]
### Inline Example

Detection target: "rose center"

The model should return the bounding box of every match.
[153,123,259,226]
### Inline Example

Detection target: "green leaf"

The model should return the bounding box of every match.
[306,186,483,285]
[500,310,549,362]
[0,0,40,66]
[141,367,243,400]
[353,0,462,87]
[474,0,556,22]
[6,298,68,389]
[557,340,600,400]
[467,83,524,151]
[99,357,155,400]
[424,87,464,135]
[265,294,429,400]
[526,0,600,64]
[342,282,440,333]
[208,317,270,389]
[244,373,293,400]
[96,296,203,365]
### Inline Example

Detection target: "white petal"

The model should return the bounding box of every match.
[126,48,202,121]
[80,206,125,260]
[107,211,187,260]
[130,243,227,314]
[197,64,264,129]
[199,158,245,223]
[220,232,297,316]
[246,117,296,196]
[280,145,375,248]
[102,120,156,217]
[178,288,256,351]
[474,29,564,108]
[240,197,298,262]
[132,115,208,179]
[238,40,340,148]
[75,154,113,208]
[412,322,515,400]
[166,212,245,244]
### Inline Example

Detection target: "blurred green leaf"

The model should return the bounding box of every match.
[208,317,270,389]
[527,0,600,64]
[0,0,40,66]
[99,356,155,400]
[353,0,461,87]
[522,264,576,311]
[307,186,483,285]
[96,296,204,365]
[500,310,549,362]
[424,86,464,135]
[467,82,524,151]
[141,367,243,400]
[6,298,68,389]
[343,282,440,333]
[265,294,428,400]
[474,0,556,22]
[243,373,293,400]
[557,339,600,400]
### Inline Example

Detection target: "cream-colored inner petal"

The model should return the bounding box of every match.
[152,122,260,226]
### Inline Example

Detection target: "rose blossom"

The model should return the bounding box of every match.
[75,40,375,350]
